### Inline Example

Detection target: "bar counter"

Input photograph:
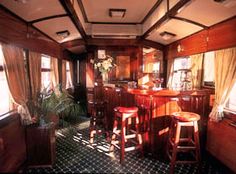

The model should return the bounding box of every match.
[102,86,212,157]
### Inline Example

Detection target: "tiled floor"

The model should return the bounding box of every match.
[25,117,232,174]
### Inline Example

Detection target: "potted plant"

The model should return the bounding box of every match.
[28,85,84,127]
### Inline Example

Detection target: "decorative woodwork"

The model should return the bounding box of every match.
[59,0,87,40]
[166,16,236,59]
[103,87,211,157]
[26,123,55,168]
[0,112,26,173]
[207,118,236,173]
[0,7,73,60]
[208,17,236,51]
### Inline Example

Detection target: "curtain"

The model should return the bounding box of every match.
[29,51,41,102]
[1,44,31,122]
[69,61,74,87]
[61,60,67,89]
[50,57,59,89]
[209,47,236,121]
[167,58,174,88]
[190,53,203,89]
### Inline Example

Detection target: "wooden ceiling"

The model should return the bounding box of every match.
[0,0,236,54]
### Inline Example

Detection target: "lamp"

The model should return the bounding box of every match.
[56,30,70,39]
[160,31,176,40]
[109,9,126,18]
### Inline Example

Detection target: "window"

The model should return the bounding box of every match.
[226,83,236,112]
[41,55,51,89]
[66,61,72,88]
[203,51,215,86]
[171,57,190,89]
[0,45,12,115]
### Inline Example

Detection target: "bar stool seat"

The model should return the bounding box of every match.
[89,100,109,144]
[110,106,143,163]
[167,111,201,174]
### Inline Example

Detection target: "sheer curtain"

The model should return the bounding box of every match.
[209,47,236,121]
[50,57,59,89]
[61,60,67,89]
[2,43,31,122]
[190,53,203,89]
[29,51,41,101]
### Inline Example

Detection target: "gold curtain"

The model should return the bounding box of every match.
[50,57,59,89]
[69,61,74,86]
[1,44,31,121]
[29,51,41,101]
[61,60,67,89]
[167,58,174,88]
[209,47,236,121]
[190,53,203,89]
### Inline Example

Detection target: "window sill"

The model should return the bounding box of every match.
[224,108,236,122]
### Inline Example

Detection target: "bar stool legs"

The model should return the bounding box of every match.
[109,107,143,164]
[89,101,109,144]
[167,112,201,174]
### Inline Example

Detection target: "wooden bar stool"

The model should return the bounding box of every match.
[89,100,109,144]
[109,106,143,163]
[167,112,201,174]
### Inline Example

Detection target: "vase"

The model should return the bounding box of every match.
[101,72,108,84]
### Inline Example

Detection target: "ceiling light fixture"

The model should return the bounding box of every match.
[160,31,176,40]
[56,30,70,39]
[109,9,126,18]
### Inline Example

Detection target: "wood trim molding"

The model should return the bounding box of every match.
[29,14,68,24]
[59,0,87,40]
[77,0,164,25]
[142,0,191,38]
[61,39,86,49]
[0,4,57,43]
[77,0,89,23]
[170,16,208,29]
[141,0,164,24]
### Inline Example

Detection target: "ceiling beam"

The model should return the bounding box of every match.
[140,39,164,50]
[170,16,208,29]
[59,0,87,41]
[60,37,164,51]
[29,14,68,24]
[141,0,192,39]
[141,0,163,24]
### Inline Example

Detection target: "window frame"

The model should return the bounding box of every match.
[202,52,215,88]
[41,55,51,89]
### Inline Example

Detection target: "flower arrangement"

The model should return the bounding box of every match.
[90,55,116,74]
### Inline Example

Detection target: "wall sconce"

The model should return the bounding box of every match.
[177,44,184,53]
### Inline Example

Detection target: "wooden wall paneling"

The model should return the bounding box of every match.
[0,8,62,58]
[167,30,208,58]
[0,113,26,173]
[208,17,236,51]
[207,119,236,173]
[166,17,236,59]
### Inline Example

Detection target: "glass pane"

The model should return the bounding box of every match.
[41,55,50,69]
[173,57,190,71]
[203,51,215,82]
[228,83,236,111]
[66,61,70,71]
[0,45,3,66]
[41,72,51,89]
[0,71,10,115]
